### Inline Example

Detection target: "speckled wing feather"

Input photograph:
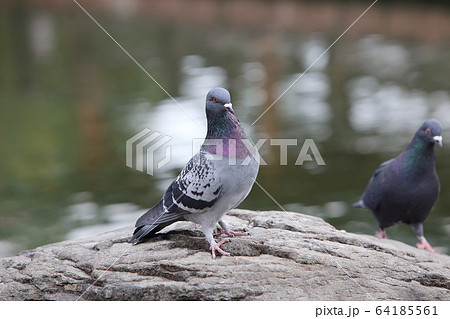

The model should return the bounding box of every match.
[131,151,222,243]
[165,151,222,214]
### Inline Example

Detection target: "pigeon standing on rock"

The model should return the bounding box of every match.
[130,88,260,258]
[353,119,443,253]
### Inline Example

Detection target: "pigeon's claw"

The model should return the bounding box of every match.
[416,237,438,253]
[375,230,387,239]
[210,238,233,259]
[216,230,250,238]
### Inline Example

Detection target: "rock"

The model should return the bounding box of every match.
[0,209,449,300]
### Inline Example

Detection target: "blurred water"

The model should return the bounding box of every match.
[1,1,449,257]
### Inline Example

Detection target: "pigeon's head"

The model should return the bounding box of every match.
[416,119,443,147]
[206,88,234,116]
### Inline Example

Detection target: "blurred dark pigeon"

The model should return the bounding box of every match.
[130,88,260,258]
[353,119,443,253]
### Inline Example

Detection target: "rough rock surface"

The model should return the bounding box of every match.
[0,209,449,301]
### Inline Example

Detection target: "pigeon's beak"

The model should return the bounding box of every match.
[224,103,234,114]
[433,135,443,147]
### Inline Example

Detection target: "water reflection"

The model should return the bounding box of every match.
[1,1,449,257]
[146,55,227,171]
[65,200,143,240]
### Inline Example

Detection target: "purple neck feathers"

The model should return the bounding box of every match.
[202,111,253,159]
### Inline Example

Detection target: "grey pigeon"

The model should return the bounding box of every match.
[353,119,443,253]
[130,88,260,258]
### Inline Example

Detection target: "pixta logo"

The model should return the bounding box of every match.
[126,130,326,175]
[191,138,325,166]
[126,129,172,175]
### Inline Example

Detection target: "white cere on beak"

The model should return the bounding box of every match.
[224,103,233,111]
[433,135,443,147]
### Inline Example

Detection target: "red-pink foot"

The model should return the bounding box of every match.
[216,230,250,238]
[376,230,387,239]
[416,237,438,253]
[210,238,232,259]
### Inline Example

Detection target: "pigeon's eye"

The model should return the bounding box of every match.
[425,128,431,135]
[213,98,218,103]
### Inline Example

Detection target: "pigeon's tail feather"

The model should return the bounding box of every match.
[352,200,366,208]
[130,225,155,244]
[129,199,184,244]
